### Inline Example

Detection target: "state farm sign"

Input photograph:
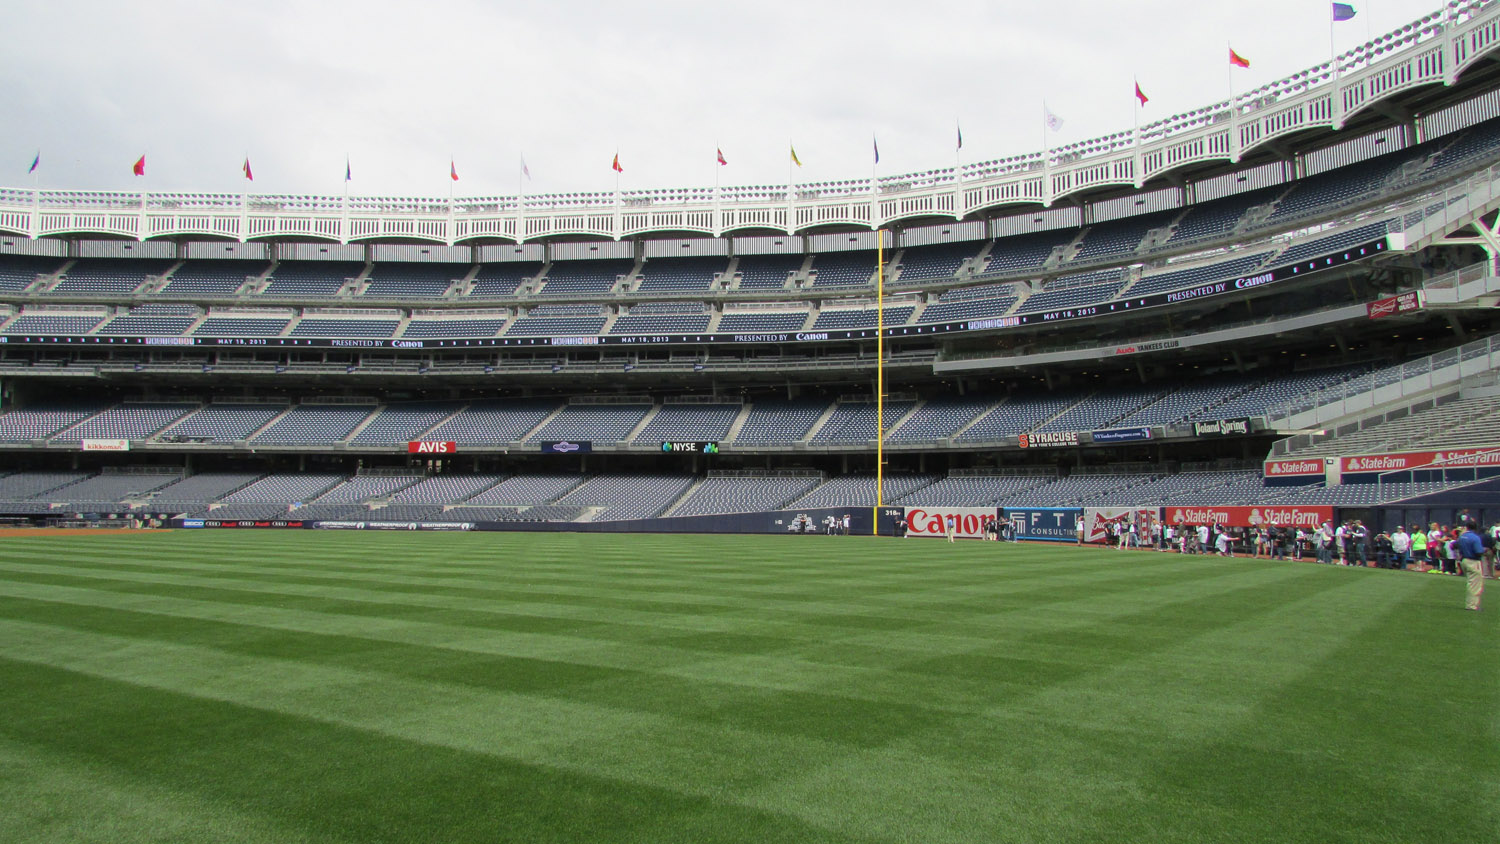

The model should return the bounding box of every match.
[1264,458,1324,477]
[1164,505,1332,528]
[903,506,998,539]
[407,441,458,454]
[1341,447,1500,474]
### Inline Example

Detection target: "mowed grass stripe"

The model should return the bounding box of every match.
[0,659,878,844]
[0,532,1493,844]
[0,538,1292,639]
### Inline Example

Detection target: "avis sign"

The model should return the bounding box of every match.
[902,506,998,539]
[407,441,457,454]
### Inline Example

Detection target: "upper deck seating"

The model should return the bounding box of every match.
[469,263,542,297]
[0,256,65,292]
[535,260,631,298]
[716,311,809,333]
[529,404,652,442]
[52,259,171,295]
[262,261,363,298]
[807,252,875,289]
[734,255,803,291]
[634,404,739,442]
[159,260,265,296]
[894,242,982,284]
[633,257,726,293]
[251,405,376,444]
[734,400,829,443]
[52,403,197,442]
[423,399,561,444]
[361,263,464,298]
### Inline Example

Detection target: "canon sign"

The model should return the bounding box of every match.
[903,506,998,539]
[407,441,457,454]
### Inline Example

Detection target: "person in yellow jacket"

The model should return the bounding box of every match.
[1410,525,1429,572]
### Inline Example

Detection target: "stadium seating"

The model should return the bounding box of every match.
[558,474,694,520]
[467,474,585,505]
[350,402,460,444]
[0,404,103,442]
[811,401,918,442]
[633,257,726,293]
[163,404,285,441]
[315,475,423,503]
[289,317,400,338]
[529,404,652,442]
[402,317,508,338]
[734,255,803,291]
[469,263,542,297]
[956,394,1083,441]
[361,263,463,298]
[790,474,939,508]
[893,242,982,284]
[222,473,345,503]
[806,253,876,289]
[634,404,739,442]
[3,314,105,334]
[52,259,171,295]
[251,405,376,444]
[810,307,915,331]
[536,260,632,297]
[0,255,64,292]
[893,474,1055,506]
[392,475,505,503]
[52,403,197,442]
[423,400,561,444]
[262,262,363,297]
[194,316,291,336]
[159,260,264,296]
[717,311,809,333]
[887,399,995,442]
[669,475,822,517]
[734,400,830,443]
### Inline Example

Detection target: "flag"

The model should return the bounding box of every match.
[28,151,39,174]
[716,148,727,166]
[1332,3,1357,21]
[132,155,145,176]
[790,144,802,167]
[873,136,880,165]
[242,157,253,181]
[1229,47,1250,68]
[611,153,623,173]
[1134,81,1149,106]
[450,160,459,181]
[956,122,963,151]
[521,156,532,180]
[345,158,351,181]
[1044,106,1064,132]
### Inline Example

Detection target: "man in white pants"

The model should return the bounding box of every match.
[945,514,956,543]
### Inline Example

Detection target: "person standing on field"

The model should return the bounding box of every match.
[945,513,956,543]
[1457,520,1485,611]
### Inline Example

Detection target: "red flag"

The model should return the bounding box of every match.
[1134,81,1148,106]
[132,155,145,176]
[1229,47,1250,68]
[450,160,459,181]
[242,157,253,181]
[716,148,727,166]
[612,153,623,173]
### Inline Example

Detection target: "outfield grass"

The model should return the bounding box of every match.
[0,530,1495,844]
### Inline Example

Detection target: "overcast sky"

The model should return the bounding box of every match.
[0,0,1445,199]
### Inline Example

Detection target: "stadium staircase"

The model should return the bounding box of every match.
[623,406,663,443]
[46,404,117,442]
[722,404,753,441]
[139,260,186,294]
[244,263,275,295]
[27,260,73,294]
[242,405,299,442]
[882,401,927,437]
[411,403,471,441]
[945,399,1006,442]
[344,264,374,296]
[517,404,570,442]
[341,407,387,442]
[659,478,705,518]
[799,401,844,442]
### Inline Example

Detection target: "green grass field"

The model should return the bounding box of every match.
[0,530,1495,844]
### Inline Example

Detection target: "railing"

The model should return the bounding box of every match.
[1266,333,1500,427]
[0,1,1494,244]
[1376,443,1500,500]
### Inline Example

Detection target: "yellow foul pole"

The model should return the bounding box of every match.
[873,230,885,535]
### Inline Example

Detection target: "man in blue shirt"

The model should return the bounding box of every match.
[1456,520,1486,612]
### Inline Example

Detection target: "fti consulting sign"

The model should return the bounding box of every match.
[1004,507,1081,542]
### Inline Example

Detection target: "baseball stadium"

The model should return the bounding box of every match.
[0,2,1496,841]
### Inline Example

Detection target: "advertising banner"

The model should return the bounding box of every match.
[539,441,592,454]
[1263,458,1326,478]
[1163,505,1332,529]
[901,506,999,539]
[1366,290,1422,319]
[1082,507,1159,543]
[661,441,720,454]
[1019,431,1080,448]
[1091,427,1152,443]
[1004,507,1081,542]
[407,441,458,454]
[1340,447,1500,474]
[81,439,130,451]
[1193,418,1252,437]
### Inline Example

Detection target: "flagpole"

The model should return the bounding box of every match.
[874,227,885,535]
[788,138,794,201]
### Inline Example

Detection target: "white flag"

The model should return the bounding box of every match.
[1044,106,1064,133]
